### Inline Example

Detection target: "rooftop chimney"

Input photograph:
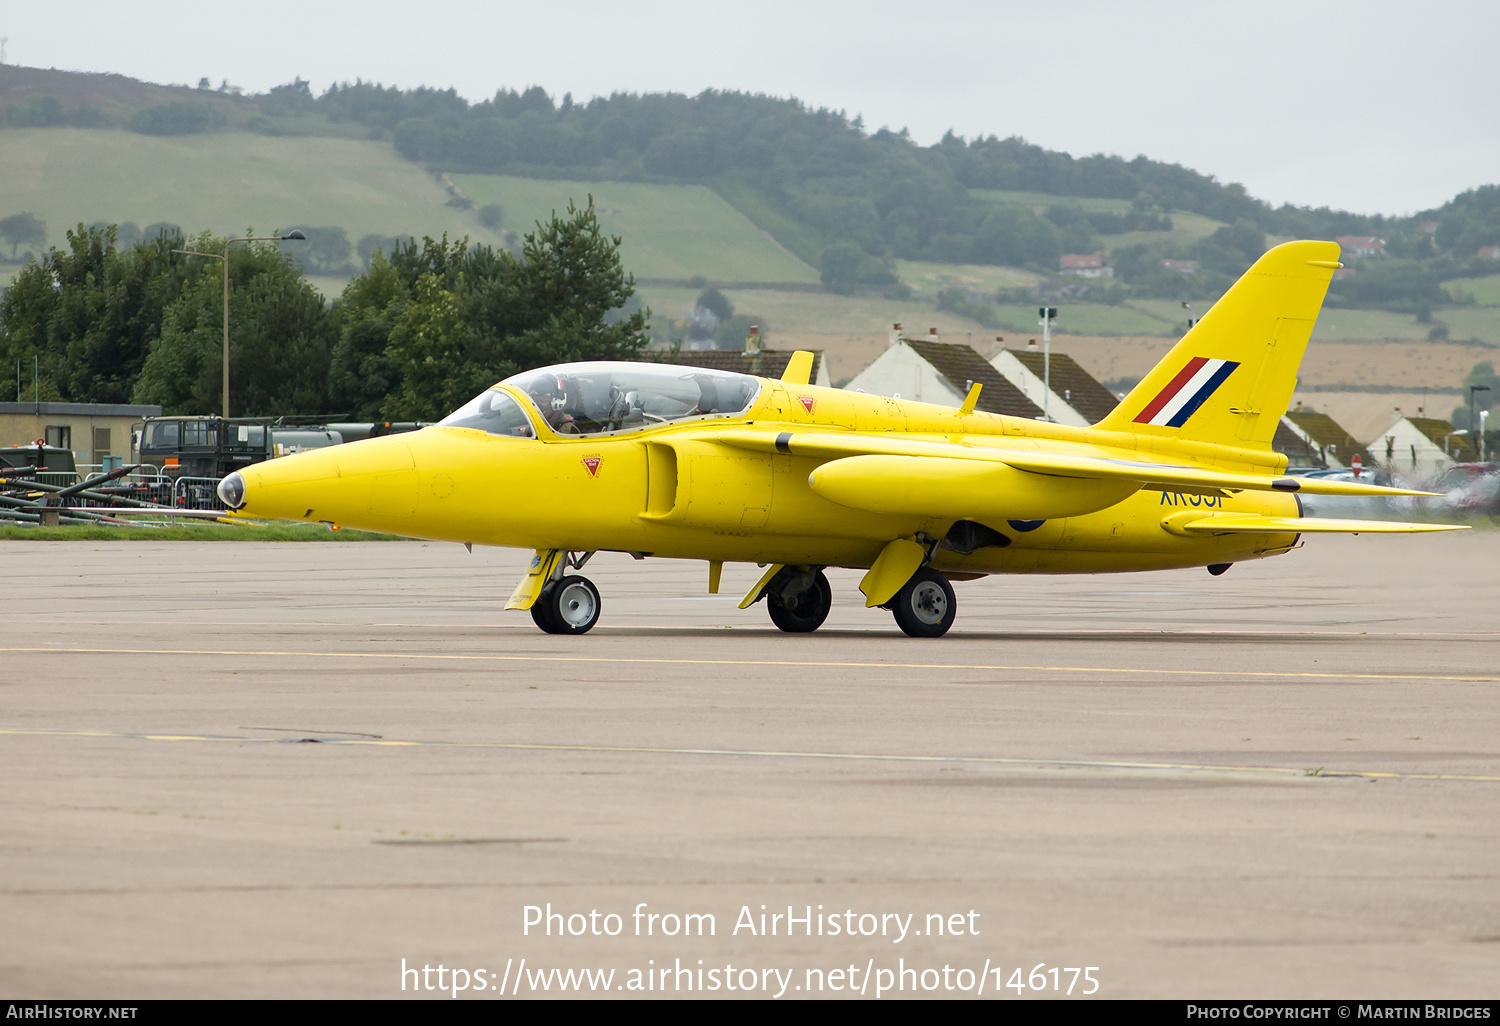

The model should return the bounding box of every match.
[928,327,940,344]
[889,322,902,347]
[1027,338,1038,351]
[745,324,762,355]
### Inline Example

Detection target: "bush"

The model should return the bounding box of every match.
[130,102,224,136]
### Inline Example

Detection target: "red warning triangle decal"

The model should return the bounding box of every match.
[797,395,815,414]
[581,455,602,477]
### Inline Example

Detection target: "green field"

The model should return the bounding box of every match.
[1100,210,1228,254]
[451,175,819,284]
[896,260,1041,294]
[1443,273,1500,305]
[0,127,500,255]
[633,285,999,338]
[1434,306,1500,345]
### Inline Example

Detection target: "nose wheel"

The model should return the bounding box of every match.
[889,567,956,638]
[532,575,601,634]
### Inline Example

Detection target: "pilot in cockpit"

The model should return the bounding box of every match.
[527,375,580,433]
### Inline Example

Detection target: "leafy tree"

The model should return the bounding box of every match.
[820,242,862,295]
[332,198,649,421]
[132,232,335,415]
[455,198,649,402]
[259,78,316,117]
[297,226,354,275]
[7,94,64,127]
[0,212,46,259]
[357,233,404,268]
[0,225,196,404]
[695,287,733,322]
[381,272,467,421]
[1451,361,1500,430]
[329,253,408,418]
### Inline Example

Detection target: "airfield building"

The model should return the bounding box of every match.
[1371,415,1474,480]
[0,401,162,474]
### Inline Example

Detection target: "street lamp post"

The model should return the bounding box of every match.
[1470,384,1491,462]
[173,230,306,418]
[1037,306,1058,421]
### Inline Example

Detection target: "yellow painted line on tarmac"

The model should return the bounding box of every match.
[2,727,1498,783]
[1,645,1496,683]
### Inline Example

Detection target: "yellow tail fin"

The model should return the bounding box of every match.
[1096,240,1340,448]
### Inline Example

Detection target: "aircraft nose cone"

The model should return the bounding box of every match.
[218,472,246,510]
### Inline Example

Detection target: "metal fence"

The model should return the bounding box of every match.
[171,476,224,511]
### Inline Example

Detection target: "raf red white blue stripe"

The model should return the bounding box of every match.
[1132,356,1240,428]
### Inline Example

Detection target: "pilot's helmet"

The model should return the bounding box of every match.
[529,375,568,412]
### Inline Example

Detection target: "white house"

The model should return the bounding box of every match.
[1371,415,1473,481]
[1059,254,1113,279]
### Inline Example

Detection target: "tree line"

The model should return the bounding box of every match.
[0,201,649,420]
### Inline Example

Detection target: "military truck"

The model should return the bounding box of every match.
[132,416,423,478]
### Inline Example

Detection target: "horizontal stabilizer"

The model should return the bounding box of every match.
[1163,512,1466,536]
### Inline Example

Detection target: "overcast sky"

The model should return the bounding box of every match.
[4,1,1496,216]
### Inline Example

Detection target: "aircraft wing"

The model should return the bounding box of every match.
[710,428,1437,499]
[1162,512,1464,535]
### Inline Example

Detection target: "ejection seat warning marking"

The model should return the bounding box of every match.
[4,646,1497,686]
[3,726,1499,783]
[581,455,602,478]
[797,396,815,414]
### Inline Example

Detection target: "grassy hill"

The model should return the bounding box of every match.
[449,175,818,283]
[0,127,498,256]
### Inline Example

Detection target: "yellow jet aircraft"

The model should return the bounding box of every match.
[219,240,1458,637]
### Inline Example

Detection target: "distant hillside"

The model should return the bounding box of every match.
[6,64,1497,315]
[3,64,1500,352]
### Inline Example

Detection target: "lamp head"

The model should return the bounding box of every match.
[282,230,306,241]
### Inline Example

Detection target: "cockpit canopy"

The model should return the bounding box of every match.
[441,362,761,437]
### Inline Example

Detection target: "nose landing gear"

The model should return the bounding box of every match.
[532,574,602,634]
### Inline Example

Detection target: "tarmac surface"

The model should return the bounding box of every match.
[2,531,1498,1000]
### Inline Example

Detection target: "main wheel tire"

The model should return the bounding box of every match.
[890,567,956,638]
[766,567,833,633]
[536,575,601,635]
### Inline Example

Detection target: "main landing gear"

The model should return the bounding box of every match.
[756,563,957,637]
[884,567,956,638]
[765,566,833,633]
